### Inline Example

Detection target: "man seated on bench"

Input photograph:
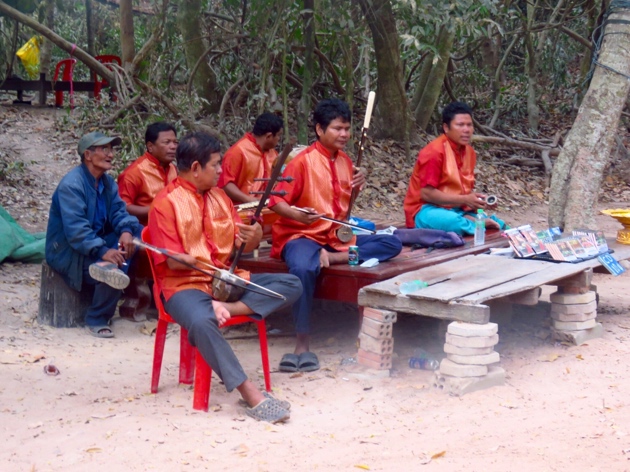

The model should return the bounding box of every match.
[218,112,283,204]
[148,132,302,423]
[268,98,402,373]
[45,132,143,338]
[117,122,178,226]
[403,101,506,234]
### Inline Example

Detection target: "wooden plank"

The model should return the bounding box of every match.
[447,240,630,305]
[408,257,550,303]
[358,289,490,324]
[361,255,487,296]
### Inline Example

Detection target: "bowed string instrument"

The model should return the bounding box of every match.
[211,140,296,302]
[336,90,376,243]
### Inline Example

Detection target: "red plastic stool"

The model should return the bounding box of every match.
[94,55,121,102]
[53,58,76,107]
[142,228,272,412]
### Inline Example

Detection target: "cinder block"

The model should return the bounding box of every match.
[551,322,603,345]
[551,300,597,315]
[358,332,393,355]
[438,358,487,377]
[443,344,494,356]
[362,307,397,323]
[552,318,598,331]
[550,310,597,322]
[447,351,500,365]
[433,366,505,396]
[357,352,392,370]
[559,285,591,295]
[445,333,499,348]
[447,321,498,337]
[550,291,596,305]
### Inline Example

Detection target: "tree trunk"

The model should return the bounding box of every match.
[525,0,540,131]
[85,0,95,57]
[0,1,114,82]
[410,51,433,112]
[119,0,135,69]
[414,25,455,130]
[297,0,314,144]
[358,0,408,141]
[37,0,55,78]
[177,0,220,113]
[548,8,630,231]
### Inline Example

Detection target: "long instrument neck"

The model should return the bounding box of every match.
[346,128,368,222]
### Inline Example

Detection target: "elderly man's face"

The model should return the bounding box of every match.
[84,145,115,176]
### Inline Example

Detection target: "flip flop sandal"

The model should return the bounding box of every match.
[238,392,291,410]
[89,262,130,290]
[86,325,115,338]
[43,364,60,376]
[298,352,320,372]
[278,353,299,372]
[246,398,290,424]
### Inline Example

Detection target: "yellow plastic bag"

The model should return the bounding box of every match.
[16,36,41,79]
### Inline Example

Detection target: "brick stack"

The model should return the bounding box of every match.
[433,321,505,396]
[356,308,396,370]
[439,321,500,377]
[550,288,602,345]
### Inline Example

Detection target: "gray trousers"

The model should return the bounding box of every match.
[165,273,302,392]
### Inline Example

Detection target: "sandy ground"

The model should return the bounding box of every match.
[1,107,630,471]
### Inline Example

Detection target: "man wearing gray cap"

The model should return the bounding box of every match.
[46,131,143,338]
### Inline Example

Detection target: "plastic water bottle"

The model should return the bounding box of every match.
[409,348,439,371]
[399,280,428,295]
[474,209,486,246]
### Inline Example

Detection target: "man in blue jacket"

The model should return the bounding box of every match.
[46,132,143,338]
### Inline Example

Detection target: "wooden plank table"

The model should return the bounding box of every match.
[238,230,509,304]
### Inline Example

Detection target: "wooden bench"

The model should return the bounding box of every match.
[238,230,508,304]
[1,73,101,106]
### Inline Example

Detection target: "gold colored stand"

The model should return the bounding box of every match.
[601,209,630,245]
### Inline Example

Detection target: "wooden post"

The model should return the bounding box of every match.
[38,261,93,327]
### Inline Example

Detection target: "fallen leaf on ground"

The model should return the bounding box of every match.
[354,465,370,470]
[85,447,102,453]
[576,354,584,360]
[431,451,446,459]
[538,353,561,362]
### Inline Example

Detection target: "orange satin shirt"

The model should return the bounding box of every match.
[269,141,356,258]
[218,133,278,198]
[118,151,177,212]
[403,134,476,227]
[148,177,250,302]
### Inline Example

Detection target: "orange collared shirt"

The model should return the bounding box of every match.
[217,133,278,198]
[118,151,177,221]
[403,134,476,227]
[148,177,250,302]
[269,141,356,258]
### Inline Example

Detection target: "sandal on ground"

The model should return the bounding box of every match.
[239,392,291,410]
[298,351,320,372]
[278,353,299,373]
[246,398,290,424]
[86,325,114,338]
[89,262,130,290]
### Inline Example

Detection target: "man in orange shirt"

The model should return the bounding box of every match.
[149,132,302,423]
[118,122,178,225]
[218,113,283,204]
[269,99,402,373]
[403,102,505,234]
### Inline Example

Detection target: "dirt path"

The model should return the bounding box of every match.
[1,108,630,471]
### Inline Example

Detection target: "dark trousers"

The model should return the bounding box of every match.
[282,234,402,334]
[82,233,131,327]
[165,273,302,391]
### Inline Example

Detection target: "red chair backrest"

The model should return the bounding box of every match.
[141,227,175,323]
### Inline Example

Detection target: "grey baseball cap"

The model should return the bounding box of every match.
[77,131,122,157]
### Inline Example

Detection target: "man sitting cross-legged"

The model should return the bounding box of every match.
[148,132,302,423]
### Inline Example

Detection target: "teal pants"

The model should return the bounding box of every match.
[414,204,506,236]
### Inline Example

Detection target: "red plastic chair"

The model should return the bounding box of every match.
[93,55,121,102]
[142,227,272,411]
[53,58,77,107]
